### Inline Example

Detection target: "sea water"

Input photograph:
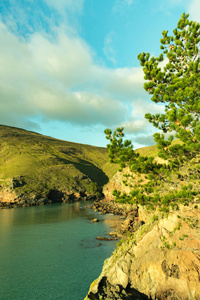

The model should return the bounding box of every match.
[0,202,119,300]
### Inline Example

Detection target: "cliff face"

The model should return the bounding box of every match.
[0,176,99,208]
[103,167,143,200]
[85,162,200,300]
[85,204,200,300]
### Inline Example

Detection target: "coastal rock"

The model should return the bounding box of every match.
[92,199,142,235]
[0,190,17,204]
[91,218,99,223]
[0,182,99,208]
[109,231,118,237]
[96,236,118,241]
[85,204,200,300]
[92,199,138,217]
[0,176,26,207]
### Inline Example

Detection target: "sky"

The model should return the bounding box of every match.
[0,0,199,149]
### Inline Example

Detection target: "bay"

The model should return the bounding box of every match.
[0,202,119,300]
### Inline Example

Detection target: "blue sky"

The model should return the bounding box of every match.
[0,0,199,148]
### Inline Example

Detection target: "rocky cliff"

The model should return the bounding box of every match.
[85,203,200,299]
[103,167,147,200]
[85,157,200,299]
[0,176,99,208]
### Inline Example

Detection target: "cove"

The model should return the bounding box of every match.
[0,202,119,300]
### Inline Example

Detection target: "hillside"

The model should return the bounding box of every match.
[0,125,118,207]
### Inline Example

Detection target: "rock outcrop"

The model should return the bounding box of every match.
[85,204,200,299]
[103,167,149,200]
[92,199,138,216]
[0,177,99,208]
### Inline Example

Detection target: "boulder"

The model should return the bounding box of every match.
[91,218,99,223]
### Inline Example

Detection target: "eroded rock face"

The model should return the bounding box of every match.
[0,190,17,203]
[103,167,149,200]
[0,178,98,208]
[85,205,200,300]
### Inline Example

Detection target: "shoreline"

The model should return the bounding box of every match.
[85,201,200,300]
[91,199,142,237]
[0,193,100,209]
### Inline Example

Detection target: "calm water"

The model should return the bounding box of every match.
[0,202,119,300]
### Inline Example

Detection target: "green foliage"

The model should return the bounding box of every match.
[104,127,136,168]
[112,189,121,198]
[152,215,159,222]
[111,183,198,211]
[138,12,200,163]
[104,128,168,175]
[104,14,200,214]
[85,182,101,195]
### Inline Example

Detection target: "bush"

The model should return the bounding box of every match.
[86,182,100,195]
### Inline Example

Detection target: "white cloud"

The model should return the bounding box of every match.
[122,119,148,133]
[2,1,190,148]
[188,0,200,22]
[43,0,84,14]
[28,30,93,86]
[134,133,156,148]
[106,67,145,100]
[131,100,165,118]
[151,0,188,15]
[1,0,165,144]
[103,32,117,64]
[0,20,137,130]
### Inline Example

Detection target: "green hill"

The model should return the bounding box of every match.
[0,125,184,208]
[0,125,118,207]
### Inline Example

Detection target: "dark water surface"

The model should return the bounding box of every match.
[0,202,119,300]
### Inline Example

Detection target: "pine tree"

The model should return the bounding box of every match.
[104,128,163,174]
[104,128,135,169]
[138,12,200,164]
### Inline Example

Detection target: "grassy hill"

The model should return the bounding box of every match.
[1,125,193,209]
[0,125,119,207]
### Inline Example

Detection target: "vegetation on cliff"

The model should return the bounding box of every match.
[104,13,200,213]
[85,12,200,300]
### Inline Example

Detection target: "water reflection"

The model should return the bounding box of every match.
[0,208,15,233]
[0,202,95,229]
[0,202,120,300]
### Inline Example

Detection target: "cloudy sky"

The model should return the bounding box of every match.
[0,0,199,148]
